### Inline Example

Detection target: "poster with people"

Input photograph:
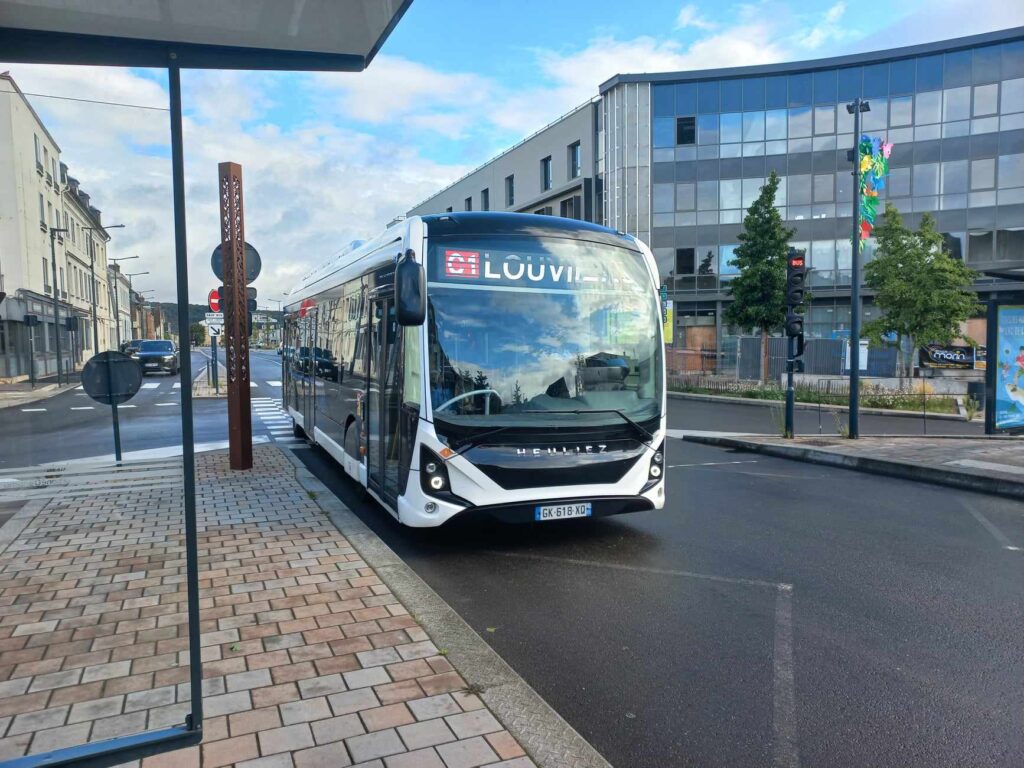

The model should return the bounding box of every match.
[995,305,1024,431]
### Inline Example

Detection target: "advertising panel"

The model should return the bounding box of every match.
[995,305,1024,431]
[919,344,975,369]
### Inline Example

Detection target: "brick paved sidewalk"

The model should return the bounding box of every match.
[0,446,534,768]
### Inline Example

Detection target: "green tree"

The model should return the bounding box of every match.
[189,322,205,346]
[723,171,795,382]
[862,203,981,378]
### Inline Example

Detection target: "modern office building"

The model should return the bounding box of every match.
[410,27,1024,367]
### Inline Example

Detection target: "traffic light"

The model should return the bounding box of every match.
[786,249,806,307]
[785,249,806,339]
[247,298,257,312]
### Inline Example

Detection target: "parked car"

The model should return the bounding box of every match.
[135,339,180,375]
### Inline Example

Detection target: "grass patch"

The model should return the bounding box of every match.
[670,382,958,414]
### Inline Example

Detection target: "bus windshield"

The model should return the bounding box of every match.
[426,235,662,431]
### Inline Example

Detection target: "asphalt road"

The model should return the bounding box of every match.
[0,349,286,468]
[298,433,1023,768]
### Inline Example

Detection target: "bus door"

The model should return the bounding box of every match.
[300,308,317,435]
[366,295,401,505]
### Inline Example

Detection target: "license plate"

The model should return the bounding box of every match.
[144,363,158,368]
[535,502,592,522]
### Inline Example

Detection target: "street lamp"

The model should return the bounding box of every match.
[82,223,125,353]
[48,226,69,385]
[109,256,138,348]
[845,98,871,439]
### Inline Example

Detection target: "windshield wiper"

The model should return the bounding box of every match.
[446,423,520,454]
[523,408,657,445]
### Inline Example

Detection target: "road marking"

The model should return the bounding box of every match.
[141,382,160,389]
[962,499,1020,551]
[119,405,136,408]
[773,587,799,768]
[70,406,94,410]
[156,402,178,407]
[20,408,46,412]
[665,428,767,439]
[668,460,759,468]
[250,382,258,387]
[947,458,1024,476]
[173,383,181,389]
[267,380,282,386]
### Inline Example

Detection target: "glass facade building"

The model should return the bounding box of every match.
[598,27,1024,346]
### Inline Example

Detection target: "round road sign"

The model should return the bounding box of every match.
[211,241,261,284]
[81,351,142,406]
[208,288,221,312]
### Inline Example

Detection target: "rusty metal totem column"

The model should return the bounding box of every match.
[218,161,253,470]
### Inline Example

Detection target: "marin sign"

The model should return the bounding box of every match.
[995,305,1024,431]
[211,241,261,284]
[919,344,975,370]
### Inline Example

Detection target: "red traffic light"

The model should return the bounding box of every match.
[789,256,805,269]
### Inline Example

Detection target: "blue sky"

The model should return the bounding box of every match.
[3,0,1023,302]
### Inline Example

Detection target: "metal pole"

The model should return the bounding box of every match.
[113,274,122,349]
[212,335,219,394]
[849,99,863,439]
[89,237,99,352]
[29,332,36,389]
[985,298,997,434]
[105,351,123,462]
[785,334,795,438]
[169,64,203,733]
[49,229,62,386]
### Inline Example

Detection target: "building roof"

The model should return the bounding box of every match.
[0,71,61,150]
[600,26,1024,92]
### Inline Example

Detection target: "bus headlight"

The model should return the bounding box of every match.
[648,442,665,481]
[421,447,453,498]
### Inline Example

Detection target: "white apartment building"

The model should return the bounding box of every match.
[107,263,132,348]
[0,72,117,382]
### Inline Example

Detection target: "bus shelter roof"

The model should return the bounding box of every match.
[0,0,413,70]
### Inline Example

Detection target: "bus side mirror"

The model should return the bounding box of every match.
[396,249,426,326]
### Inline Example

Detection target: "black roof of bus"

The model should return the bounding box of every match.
[421,212,639,250]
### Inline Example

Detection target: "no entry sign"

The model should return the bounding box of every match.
[208,289,220,312]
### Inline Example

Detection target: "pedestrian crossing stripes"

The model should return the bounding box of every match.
[14,380,286,414]
[251,397,303,447]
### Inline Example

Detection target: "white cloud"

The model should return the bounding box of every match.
[675,4,717,31]
[797,2,849,50]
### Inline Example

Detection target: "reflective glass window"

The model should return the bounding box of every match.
[653,183,674,212]
[766,140,788,155]
[789,138,813,154]
[696,246,718,279]
[720,113,743,143]
[973,45,1001,84]
[742,177,764,208]
[889,59,915,94]
[836,239,853,271]
[743,111,765,141]
[941,160,968,194]
[890,95,913,126]
[811,240,836,272]
[1005,41,1024,79]
[697,114,719,145]
[719,209,742,224]
[1002,78,1024,113]
[676,83,698,114]
[720,143,742,158]
[775,176,787,206]
[943,121,969,138]
[743,142,765,157]
[863,100,887,131]
[863,63,888,98]
[788,107,812,138]
[720,179,741,210]
[676,183,696,210]
[888,167,911,197]
[915,123,942,141]
[720,244,741,277]
[972,117,999,135]
[999,153,1024,188]
[813,135,837,151]
[917,54,944,92]
[788,174,812,204]
[698,145,719,160]
[814,70,837,103]
[968,230,994,262]
[974,83,998,116]
[677,116,696,145]
[837,67,861,101]
[765,109,788,139]
[971,158,995,189]
[913,163,940,196]
[766,75,787,108]
[721,80,742,112]
[1002,113,1024,131]
[653,118,675,147]
[653,85,675,117]
[814,105,835,135]
[814,173,834,201]
[836,170,854,202]
[944,50,972,88]
[698,81,720,113]
[916,91,942,124]
[789,73,812,106]
[943,87,970,122]
[836,105,854,134]
[697,180,719,209]
[743,78,765,110]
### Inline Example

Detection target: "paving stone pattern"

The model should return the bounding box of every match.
[0,446,534,767]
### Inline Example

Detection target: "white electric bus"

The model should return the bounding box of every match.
[282,212,666,527]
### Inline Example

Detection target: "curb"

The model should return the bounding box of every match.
[278,445,612,768]
[0,383,77,410]
[682,433,1024,501]
[667,390,971,422]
